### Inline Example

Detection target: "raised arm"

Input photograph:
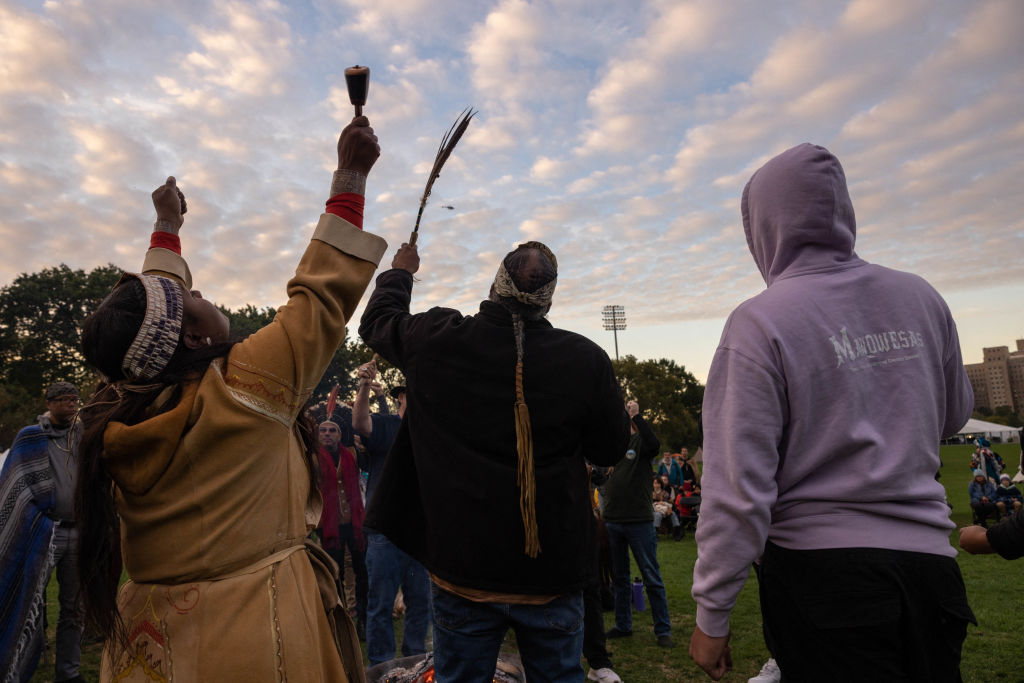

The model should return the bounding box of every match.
[629,400,661,461]
[141,177,193,286]
[218,117,388,422]
[352,360,376,437]
[357,243,421,368]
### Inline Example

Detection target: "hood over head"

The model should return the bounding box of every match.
[742,143,860,286]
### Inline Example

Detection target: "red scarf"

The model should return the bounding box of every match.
[317,445,365,551]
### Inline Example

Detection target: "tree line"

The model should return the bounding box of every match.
[0,264,704,451]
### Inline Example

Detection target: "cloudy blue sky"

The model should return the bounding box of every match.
[2,0,1022,382]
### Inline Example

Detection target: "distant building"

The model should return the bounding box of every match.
[964,340,1024,412]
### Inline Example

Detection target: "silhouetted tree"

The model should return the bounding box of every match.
[612,355,704,451]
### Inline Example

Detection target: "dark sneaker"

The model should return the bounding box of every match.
[605,627,633,639]
[656,634,674,648]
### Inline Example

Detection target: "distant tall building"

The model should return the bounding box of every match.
[964,340,1024,412]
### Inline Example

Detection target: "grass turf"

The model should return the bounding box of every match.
[30,444,1024,681]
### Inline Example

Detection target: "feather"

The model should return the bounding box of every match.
[410,107,476,245]
[326,385,339,420]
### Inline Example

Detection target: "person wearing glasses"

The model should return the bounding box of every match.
[0,381,85,682]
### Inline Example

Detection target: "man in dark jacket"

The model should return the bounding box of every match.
[359,240,627,682]
[601,399,673,648]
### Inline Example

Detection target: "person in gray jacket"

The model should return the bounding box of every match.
[4,381,86,683]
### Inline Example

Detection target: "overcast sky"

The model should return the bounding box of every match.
[2,0,1022,382]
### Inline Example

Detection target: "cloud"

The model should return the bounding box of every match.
[0,0,1021,384]
[0,4,78,96]
[182,1,295,97]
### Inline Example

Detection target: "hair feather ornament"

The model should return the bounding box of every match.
[409,108,476,246]
[325,384,339,422]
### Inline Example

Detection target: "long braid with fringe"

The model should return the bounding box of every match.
[491,242,557,558]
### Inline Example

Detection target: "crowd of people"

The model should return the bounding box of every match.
[2,123,1023,683]
[967,441,1024,527]
[650,451,702,541]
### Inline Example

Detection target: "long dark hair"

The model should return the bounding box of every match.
[75,278,236,644]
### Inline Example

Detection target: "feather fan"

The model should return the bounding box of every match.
[410,107,476,246]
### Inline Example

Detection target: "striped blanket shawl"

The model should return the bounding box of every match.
[0,425,56,683]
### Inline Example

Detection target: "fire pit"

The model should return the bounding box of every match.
[365,653,525,683]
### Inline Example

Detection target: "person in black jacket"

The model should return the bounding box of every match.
[601,399,674,649]
[359,240,627,682]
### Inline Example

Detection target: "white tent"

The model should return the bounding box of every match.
[955,418,1021,443]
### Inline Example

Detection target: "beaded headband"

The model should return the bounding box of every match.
[118,273,184,381]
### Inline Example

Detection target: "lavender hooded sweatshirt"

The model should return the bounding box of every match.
[691,143,972,638]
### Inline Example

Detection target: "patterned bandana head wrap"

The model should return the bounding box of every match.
[490,241,558,308]
[490,241,557,558]
[117,272,184,381]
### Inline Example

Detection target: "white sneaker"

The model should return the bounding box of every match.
[588,667,623,683]
[748,658,781,683]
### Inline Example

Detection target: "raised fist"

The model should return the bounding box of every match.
[152,176,185,229]
[337,116,380,176]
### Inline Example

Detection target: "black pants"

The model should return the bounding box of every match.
[970,501,998,524]
[752,561,778,658]
[582,574,613,670]
[328,523,368,627]
[760,542,974,683]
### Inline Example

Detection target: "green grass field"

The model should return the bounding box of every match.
[29,444,1024,682]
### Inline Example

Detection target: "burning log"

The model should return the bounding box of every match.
[366,653,525,683]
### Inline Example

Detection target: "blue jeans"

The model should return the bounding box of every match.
[365,531,431,665]
[431,582,584,683]
[605,521,671,636]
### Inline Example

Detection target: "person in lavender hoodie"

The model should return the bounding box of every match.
[688,143,975,682]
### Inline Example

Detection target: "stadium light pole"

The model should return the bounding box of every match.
[602,305,626,361]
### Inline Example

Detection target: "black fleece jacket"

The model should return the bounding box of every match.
[359,268,628,595]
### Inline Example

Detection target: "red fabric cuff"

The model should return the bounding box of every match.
[326,193,364,230]
[149,231,181,254]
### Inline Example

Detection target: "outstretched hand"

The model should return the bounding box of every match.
[392,243,419,274]
[959,525,994,554]
[337,116,380,176]
[626,400,640,417]
[152,176,186,230]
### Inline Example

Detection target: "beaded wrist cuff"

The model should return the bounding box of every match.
[331,169,366,197]
[154,219,179,233]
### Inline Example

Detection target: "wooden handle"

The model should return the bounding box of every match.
[344,65,370,114]
[409,231,418,246]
